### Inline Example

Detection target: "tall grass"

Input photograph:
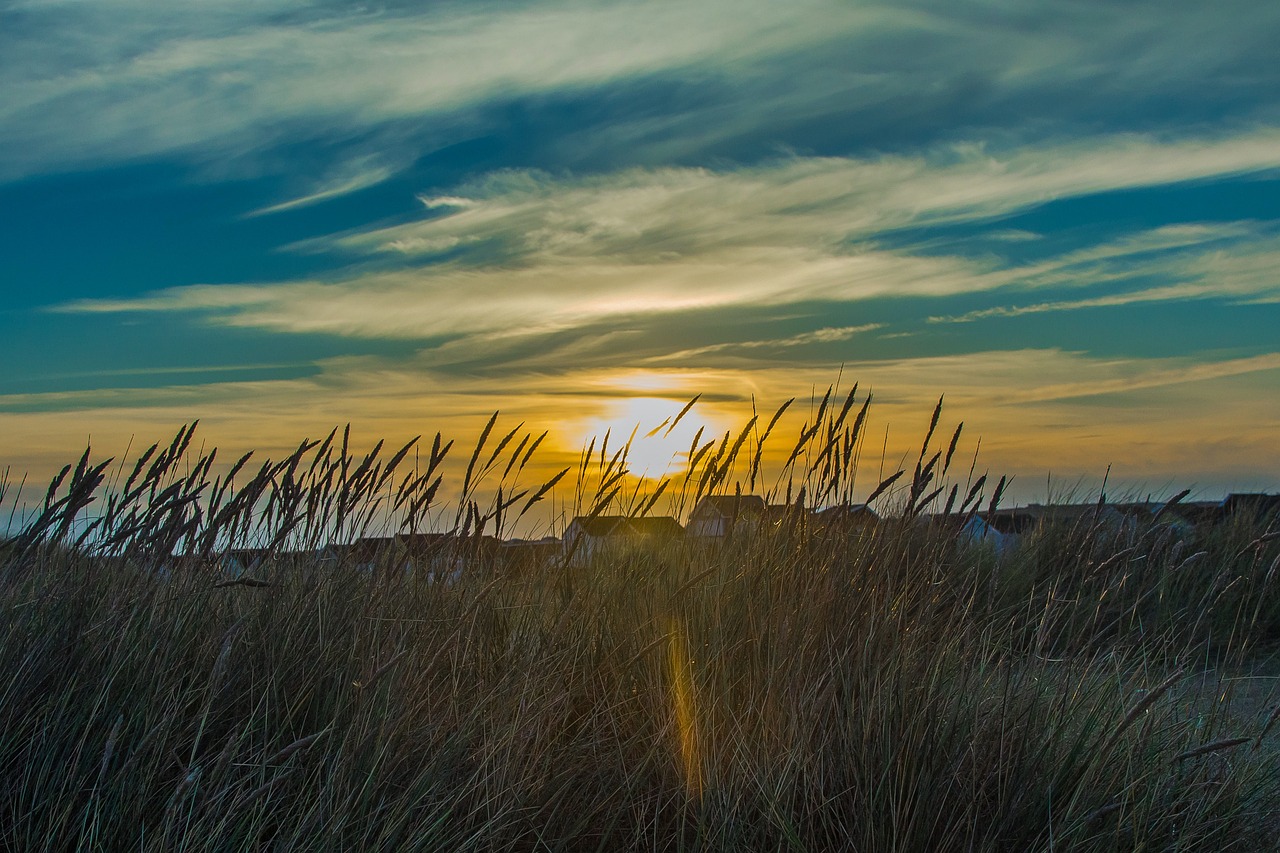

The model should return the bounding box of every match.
[1,388,1278,851]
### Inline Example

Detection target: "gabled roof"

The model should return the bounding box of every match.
[397,532,502,555]
[982,510,1041,535]
[1222,493,1280,518]
[398,532,455,556]
[690,495,768,518]
[327,537,399,564]
[224,547,271,564]
[815,503,878,520]
[566,515,630,537]
[626,516,685,539]
[565,515,684,540]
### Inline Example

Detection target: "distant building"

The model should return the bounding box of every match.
[220,547,271,578]
[687,495,769,538]
[400,532,501,583]
[320,537,401,573]
[625,516,687,541]
[499,537,563,573]
[1221,493,1280,521]
[812,503,879,535]
[317,532,501,582]
[924,514,1019,554]
[563,515,684,562]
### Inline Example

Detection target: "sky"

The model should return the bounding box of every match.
[2,0,1279,514]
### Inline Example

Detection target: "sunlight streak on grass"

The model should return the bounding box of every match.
[668,617,704,799]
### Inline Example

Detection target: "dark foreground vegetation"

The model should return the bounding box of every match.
[2,391,1279,851]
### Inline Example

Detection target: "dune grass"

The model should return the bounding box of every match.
[1,389,1278,851]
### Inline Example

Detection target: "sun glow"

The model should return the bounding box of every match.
[575,395,729,479]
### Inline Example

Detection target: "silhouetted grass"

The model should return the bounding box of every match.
[1,387,1277,851]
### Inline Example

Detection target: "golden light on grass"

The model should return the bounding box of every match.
[4,388,1280,849]
[667,617,704,798]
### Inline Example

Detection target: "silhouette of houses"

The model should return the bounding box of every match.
[691,494,768,535]
[317,532,500,582]
[1220,493,1280,521]
[499,537,563,573]
[186,489,1277,581]
[812,503,879,534]
[221,547,271,577]
[563,515,684,562]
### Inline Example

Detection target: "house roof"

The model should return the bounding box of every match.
[1222,493,1280,517]
[397,532,502,555]
[328,537,398,563]
[815,503,878,520]
[565,515,684,540]
[626,516,685,539]
[983,510,1042,534]
[224,547,271,562]
[398,532,454,555]
[566,516,630,537]
[690,495,768,519]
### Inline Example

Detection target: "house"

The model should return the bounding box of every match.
[320,537,402,573]
[563,516,628,562]
[922,513,1019,554]
[1005,503,1148,542]
[220,547,271,578]
[813,503,879,536]
[499,537,563,573]
[687,495,769,538]
[626,516,687,541]
[983,509,1041,536]
[400,532,502,582]
[1221,493,1280,522]
[954,515,1019,553]
[1171,501,1225,526]
[563,515,684,562]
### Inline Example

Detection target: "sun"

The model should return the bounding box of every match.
[577,396,723,479]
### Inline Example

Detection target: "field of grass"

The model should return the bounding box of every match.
[2,391,1279,851]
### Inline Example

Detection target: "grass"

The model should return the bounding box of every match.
[1,388,1278,851]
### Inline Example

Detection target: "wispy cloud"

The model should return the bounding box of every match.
[245,157,396,217]
[52,250,1000,341]
[652,325,884,362]
[0,0,868,178]
[4,0,1279,180]
[328,134,1280,264]
[57,133,1280,355]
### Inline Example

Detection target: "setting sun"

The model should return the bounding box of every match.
[574,395,731,480]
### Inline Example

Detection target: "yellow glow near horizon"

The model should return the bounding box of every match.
[574,395,731,479]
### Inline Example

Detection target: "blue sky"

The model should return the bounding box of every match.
[2,0,1279,501]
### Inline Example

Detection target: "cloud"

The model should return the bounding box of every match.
[927,287,1207,324]
[53,249,1003,343]
[0,0,870,178]
[3,342,1278,510]
[328,133,1280,267]
[652,325,885,362]
[245,157,396,217]
[7,0,1280,509]
[3,0,1279,180]
[924,224,1280,322]
[56,133,1280,358]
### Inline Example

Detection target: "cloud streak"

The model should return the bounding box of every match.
[329,133,1280,263]
[3,0,1279,180]
[56,133,1280,355]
